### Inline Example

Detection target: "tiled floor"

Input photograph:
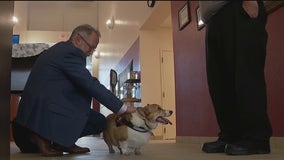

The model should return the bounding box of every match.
[11,136,284,160]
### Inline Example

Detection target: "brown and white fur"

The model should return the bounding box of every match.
[103,104,173,155]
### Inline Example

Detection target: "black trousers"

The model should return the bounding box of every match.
[12,109,106,153]
[205,1,272,142]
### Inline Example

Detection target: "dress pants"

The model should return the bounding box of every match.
[205,1,272,142]
[12,109,106,152]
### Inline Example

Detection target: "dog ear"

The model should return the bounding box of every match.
[124,113,132,121]
[137,107,146,117]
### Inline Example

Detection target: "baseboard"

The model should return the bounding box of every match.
[176,136,284,148]
[176,136,217,144]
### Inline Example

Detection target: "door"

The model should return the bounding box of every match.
[160,49,176,140]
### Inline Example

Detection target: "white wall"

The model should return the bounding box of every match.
[19,30,70,44]
[140,28,173,106]
[139,28,173,137]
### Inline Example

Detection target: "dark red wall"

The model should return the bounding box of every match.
[171,1,218,137]
[265,6,284,136]
[171,1,284,137]
[115,38,140,74]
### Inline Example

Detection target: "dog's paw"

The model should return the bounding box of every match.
[109,149,115,154]
[122,148,135,156]
[134,149,141,155]
[123,151,131,156]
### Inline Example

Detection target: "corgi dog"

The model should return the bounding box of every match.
[103,104,173,155]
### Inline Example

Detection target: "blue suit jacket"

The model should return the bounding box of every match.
[15,41,123,146]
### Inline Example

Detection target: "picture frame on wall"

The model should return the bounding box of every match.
[195,5,205,31]
[110,69,118,94]
[178,1,191,31]
[264,1,284,14]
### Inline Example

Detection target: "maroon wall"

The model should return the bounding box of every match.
[115,38,140,74]
[171,1,218,137]
[171,1,284,137]
[265,7,284,136]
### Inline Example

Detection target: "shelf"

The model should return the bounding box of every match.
[121,98,141,102]
[124,79,140,83]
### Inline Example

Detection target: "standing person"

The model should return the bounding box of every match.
[199,1,272,155]
[12,24,136,157]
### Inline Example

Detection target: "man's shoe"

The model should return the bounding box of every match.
[33,133,63,157]
[225,140,270,155]
[52,144,90,154]
[202,140,227,153]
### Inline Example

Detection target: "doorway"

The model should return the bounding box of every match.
[160,49,176,140]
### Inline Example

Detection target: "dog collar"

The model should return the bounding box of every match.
[116,116,150,133]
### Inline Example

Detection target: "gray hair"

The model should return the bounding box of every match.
[69,24,101,40]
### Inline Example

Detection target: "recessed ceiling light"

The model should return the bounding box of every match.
[106,17,114,29]
[12,16,18,25]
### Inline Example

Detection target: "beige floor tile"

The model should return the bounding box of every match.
[11,136,284,160]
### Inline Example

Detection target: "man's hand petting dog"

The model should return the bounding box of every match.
[125,106,137,113]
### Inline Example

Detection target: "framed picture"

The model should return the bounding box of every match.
[264,1,284,14]
[195,5,205,31]
[110,69,118,93]
[178,1,191,31]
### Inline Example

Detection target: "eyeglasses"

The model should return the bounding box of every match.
[78,34,96,52]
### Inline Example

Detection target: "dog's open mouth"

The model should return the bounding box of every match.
[156,116,172,125]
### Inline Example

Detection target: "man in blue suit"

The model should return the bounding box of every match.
[12,24,136,157]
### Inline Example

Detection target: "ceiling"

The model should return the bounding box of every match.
[13,1,172,87]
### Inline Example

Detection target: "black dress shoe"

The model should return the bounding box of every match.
[202,140,227,153]
[225,140,270,155]
[52,143,90,154]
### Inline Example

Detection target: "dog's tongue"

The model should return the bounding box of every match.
[156,116,172,125]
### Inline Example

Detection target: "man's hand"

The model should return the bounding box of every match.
[242,1,259,18]
[117,104,136,114]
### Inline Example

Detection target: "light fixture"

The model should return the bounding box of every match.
[106,16,115,30]
[198,19,204,26]
[94,51,100,59]
[11,16,18,26]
